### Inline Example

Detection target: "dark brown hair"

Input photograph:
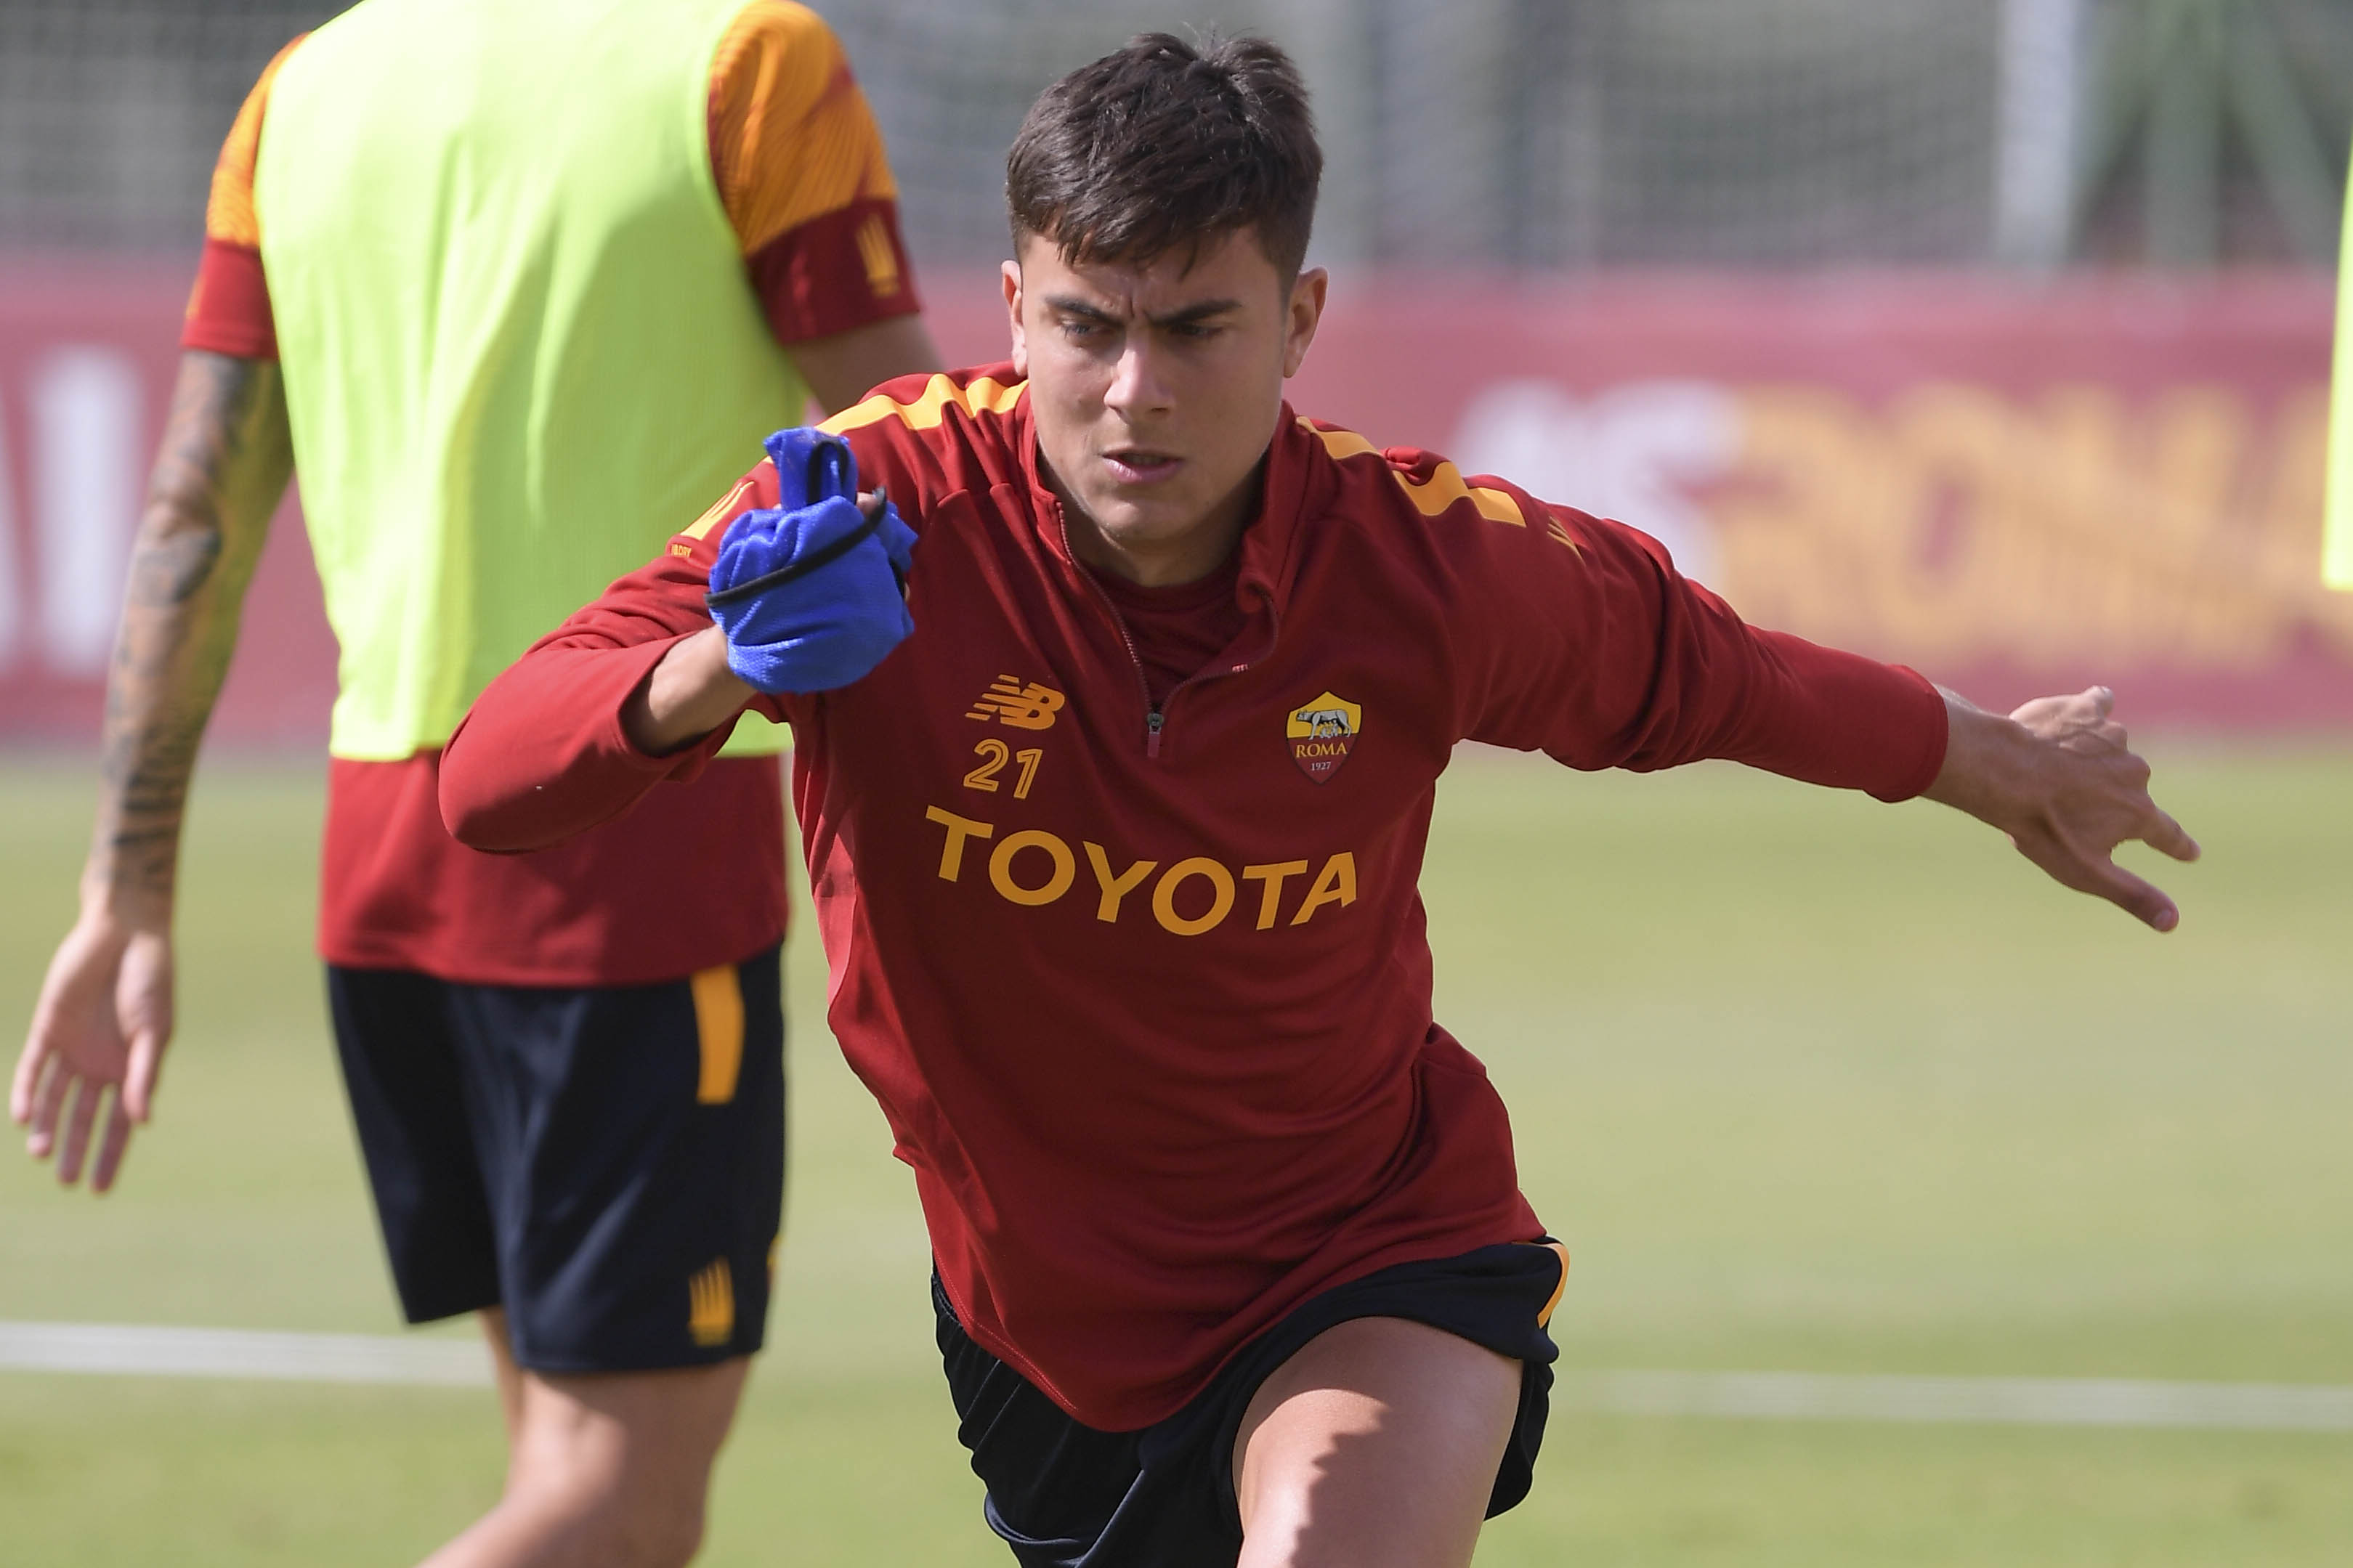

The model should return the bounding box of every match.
[1006,33,1321,280]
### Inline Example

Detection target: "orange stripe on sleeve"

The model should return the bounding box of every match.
[708,2,899,257]
[819,373,1024,437]
[681,476,760,544]
[1301,420,1531,529]
[709,2,920,341]
[203,34,306,249]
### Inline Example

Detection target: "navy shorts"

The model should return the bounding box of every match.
[325,946,785,1373]
[934,1240,1569,1568]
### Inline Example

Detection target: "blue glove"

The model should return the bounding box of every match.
[705,427,917,694]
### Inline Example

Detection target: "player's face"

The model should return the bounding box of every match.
[1004,228,1327,585]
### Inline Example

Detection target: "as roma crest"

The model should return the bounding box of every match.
[1286,691,1361,784]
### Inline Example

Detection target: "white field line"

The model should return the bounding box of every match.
[1555,1370,2353,1432]
[4,1322,2351,1432]
[0,1321,489,1386]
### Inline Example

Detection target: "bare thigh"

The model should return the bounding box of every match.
[1231,1315,1523,1568]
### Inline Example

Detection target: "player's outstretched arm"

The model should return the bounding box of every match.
[1921,685,2199,931]
[12,350,292,1191]
[440,584,745,853]
[444,476,909,851]
[625,487,909,751]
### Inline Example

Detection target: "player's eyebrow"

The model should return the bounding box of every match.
[1042,293,1123,324]
[1144,298,1242,330]
[1039,293,1243,330]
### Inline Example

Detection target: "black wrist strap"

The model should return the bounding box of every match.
[705,503,890,611]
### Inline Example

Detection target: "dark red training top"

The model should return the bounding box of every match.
[442,365,1948,1427]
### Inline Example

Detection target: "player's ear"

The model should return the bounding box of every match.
[1002,258,1028,378]
[1281,266,1328,379]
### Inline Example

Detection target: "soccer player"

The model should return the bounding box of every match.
[11,3,935,1564]
[2327,147,2353,590]
[440,34,2197,1568]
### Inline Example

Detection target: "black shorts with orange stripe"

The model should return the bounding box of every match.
[325,947,784,1373]
[935,1238,1568,1568]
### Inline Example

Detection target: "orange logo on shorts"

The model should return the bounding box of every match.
[688,1259,735,1348]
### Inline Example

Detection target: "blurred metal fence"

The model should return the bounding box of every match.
[1,0,2347,268]
[0,1,339,251]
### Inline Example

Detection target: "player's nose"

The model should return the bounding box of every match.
[1103,341,1174,419]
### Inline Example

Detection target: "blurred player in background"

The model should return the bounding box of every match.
[12,2,936,1564]
[442,34,2198,1568]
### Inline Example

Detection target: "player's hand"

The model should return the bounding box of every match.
[705,427,917,695]
[12,907,174,1192]
[1923,686,2199,931]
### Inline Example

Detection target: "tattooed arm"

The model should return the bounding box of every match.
[10,350,293,1191]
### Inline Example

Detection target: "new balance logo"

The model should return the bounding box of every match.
[966,675,1066,731]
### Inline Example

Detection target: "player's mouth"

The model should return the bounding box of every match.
[1102,447,1182,484]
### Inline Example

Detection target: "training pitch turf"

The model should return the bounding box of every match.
[2,747,2349,1565]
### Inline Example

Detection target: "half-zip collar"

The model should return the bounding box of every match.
[1016,394,1332,755]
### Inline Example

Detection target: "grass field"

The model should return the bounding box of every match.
[3,746,2350,1565]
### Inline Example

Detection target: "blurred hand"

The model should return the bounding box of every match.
[1923,686,2200,931]
[12,909,174,1192]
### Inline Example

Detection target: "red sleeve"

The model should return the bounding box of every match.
[1456,487,1948,801]
[707,1,921,344]
[184,238,278,358]
[440,463,791,852]
[182,36,302,358]
[745,196,919,344]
